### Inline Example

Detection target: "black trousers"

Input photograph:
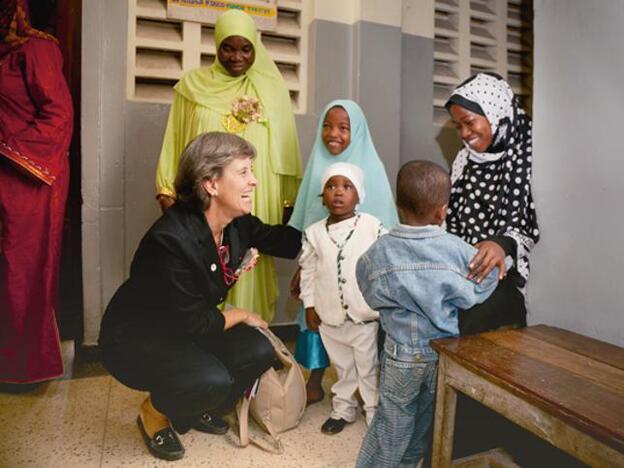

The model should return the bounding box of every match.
[101,324,274,429]
[458,273,527,336]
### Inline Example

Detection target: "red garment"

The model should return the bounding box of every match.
[0,11,73,382]
[0,0,68,185]
[0,157,69,382]
[0,40,72,184]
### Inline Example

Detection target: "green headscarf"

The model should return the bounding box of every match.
[174,10,301,177]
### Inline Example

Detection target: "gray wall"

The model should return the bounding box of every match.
[81,0,129,342]
[529,0,624,346]
[400,33,445,167]
[309,20,354,109]
[355,21,402,182]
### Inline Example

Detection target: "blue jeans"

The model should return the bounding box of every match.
[356,351,438,468]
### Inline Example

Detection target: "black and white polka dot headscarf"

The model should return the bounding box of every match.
[445,72,539,288]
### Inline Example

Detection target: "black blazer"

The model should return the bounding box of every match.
[99,203,301,347]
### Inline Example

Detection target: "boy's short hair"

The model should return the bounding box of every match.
[396,160,451,217]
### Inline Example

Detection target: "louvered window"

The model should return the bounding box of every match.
[127,0,309,113]
[506,0,533,114]
[433,0,533,125]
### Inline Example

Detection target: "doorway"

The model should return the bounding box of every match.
[29,0,83,342]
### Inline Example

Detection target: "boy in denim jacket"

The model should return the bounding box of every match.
[355,160,504,467]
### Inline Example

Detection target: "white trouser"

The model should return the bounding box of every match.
[319,319,379,424]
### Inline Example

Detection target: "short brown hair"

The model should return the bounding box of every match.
[174,132,256,210]
[396,160,450,218]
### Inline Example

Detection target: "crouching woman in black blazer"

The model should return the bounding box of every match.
[98,132,301,461]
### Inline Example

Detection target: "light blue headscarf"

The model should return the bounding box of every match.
[288,99,398,230]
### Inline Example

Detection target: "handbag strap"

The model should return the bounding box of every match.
[256,327,295,368]
[237,392,284,453]
[238,395,251,446]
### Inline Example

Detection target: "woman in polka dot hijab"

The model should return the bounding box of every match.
[445,72,539,334]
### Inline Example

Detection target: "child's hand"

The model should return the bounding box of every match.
[289,266,302,298]
[305,307,321,331]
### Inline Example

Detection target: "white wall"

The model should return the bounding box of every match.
[529,0,624,346]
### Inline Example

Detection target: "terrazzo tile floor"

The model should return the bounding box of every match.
[0,341,367,468]
[0,342,589,468]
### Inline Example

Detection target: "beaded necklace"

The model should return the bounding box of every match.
[325,213,360,249]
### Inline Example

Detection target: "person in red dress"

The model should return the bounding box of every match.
[0,0,73,385]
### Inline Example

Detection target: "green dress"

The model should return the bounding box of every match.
[156,10,302,321]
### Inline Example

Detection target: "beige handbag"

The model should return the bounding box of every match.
[237,328,307,453]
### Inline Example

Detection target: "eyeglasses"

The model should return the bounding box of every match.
[217,244,239,286]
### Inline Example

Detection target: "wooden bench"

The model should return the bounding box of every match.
[431,325,624,467]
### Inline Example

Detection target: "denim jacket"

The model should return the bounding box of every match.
[356,224,501,361]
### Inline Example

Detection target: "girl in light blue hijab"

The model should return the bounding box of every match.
[289,99,398,231]
[289,99,398,405]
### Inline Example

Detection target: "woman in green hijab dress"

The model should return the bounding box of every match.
[156,10,302,322]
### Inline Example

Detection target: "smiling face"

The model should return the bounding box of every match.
[205,156,256,218]
[322,106,351,156]
[217,35,255,77]
[448,104,493,153]
[322,175,359,223]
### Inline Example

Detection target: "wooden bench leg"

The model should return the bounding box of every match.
[432,355,457,468]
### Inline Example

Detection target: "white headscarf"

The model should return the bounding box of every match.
[321,162,366,204]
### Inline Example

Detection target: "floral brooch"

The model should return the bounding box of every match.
[221,96,264,133]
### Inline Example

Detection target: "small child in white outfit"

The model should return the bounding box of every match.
[299,162,386,435]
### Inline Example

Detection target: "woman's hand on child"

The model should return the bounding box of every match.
[289,266,302,298]
[305,307,321,331]
[468,240,507,282]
